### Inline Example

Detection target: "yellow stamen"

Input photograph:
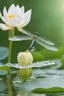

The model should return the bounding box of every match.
[23,50,30,54]
[6,24,14,29]
[8,14,15,19]
[23,52,29,54]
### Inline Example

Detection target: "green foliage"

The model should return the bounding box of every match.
[40,47,63,60]
[61,55,64,68]
[0,0,64,95]
[0,81,7,92]
[13,69,64,93]
[32,51,45,62]
[33,87,64,93]
[0,65,8,70]
[0,70,8,75]
[0,47,8,60]
[32,46,63,62]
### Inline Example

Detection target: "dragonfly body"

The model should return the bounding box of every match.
[9,28,58,51]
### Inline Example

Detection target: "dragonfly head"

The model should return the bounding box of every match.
[34,32,39,36]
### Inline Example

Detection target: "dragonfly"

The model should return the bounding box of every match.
[9,28,58,51]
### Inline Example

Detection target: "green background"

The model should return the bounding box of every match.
[0,0,64,62]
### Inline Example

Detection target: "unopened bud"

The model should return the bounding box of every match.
[23,51,33,65]
[17,51,33,66]
[17,52,28,66]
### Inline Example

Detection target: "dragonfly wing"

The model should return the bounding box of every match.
[38,36,54,45]
[35,39,58,51]
[19,28,33,36]
[9,36,32,41]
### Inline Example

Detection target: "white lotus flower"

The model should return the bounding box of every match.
[0,4,32,31]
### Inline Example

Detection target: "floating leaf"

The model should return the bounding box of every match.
[13,75,64,93]
[0,81,7,92]
[32,69,64,78]
[32,60,55,68]
[0,70,8,75]
[13,60,64,93]
[0,47,8,60]
[0,64,8,70]
[0,93,7,96]
[6,60,56,69]
[0,62,4,65]
[33,87,64,93]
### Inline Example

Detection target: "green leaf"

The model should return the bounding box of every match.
[0,81,7,92]
[32,87,64,93]
[7,60,56,69]
[0,70,8,75]
[0,64,8,70]
[33,69,64,78]
[0,62,4,65]
[13,64,64,93]
[13,75,64,93]
[40,47,63,60]
[32,51,45,61]
[0,47,8,60]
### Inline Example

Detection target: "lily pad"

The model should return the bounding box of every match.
[0,47,8,60]
[32,69,64,78]
[0,64,8,70]
[0,81,7,92]
[0,70,8,75]
[13,75,64,93]
[0,62,4,65]
[33,87,64,93]
[7,60,56,69]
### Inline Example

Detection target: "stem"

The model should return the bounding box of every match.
[7,29,15,96]
[8,28,15,63]
[7,74,13,96]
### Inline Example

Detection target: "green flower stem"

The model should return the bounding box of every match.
[7,74,13,96]
[8,28,15,63]
[7,29,15,95]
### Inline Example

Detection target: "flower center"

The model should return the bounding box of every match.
[8,14,15,19]
[23,51,29,54]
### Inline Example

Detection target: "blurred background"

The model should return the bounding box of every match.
[0,0,64,63]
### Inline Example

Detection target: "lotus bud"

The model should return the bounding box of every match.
[17,52,28,66]
[17,51,33,65]
[23,51,33,65]
[17,51,33,81]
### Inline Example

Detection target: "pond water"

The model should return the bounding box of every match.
[0,77,64,96]
[0,59,64,96]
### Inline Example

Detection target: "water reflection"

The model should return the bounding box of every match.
[0,78,7,96]
[16,90,64,96]
[16,90,46,96]
[0,60,64,96]
[45,93,64,96]
[0,77,64,96]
